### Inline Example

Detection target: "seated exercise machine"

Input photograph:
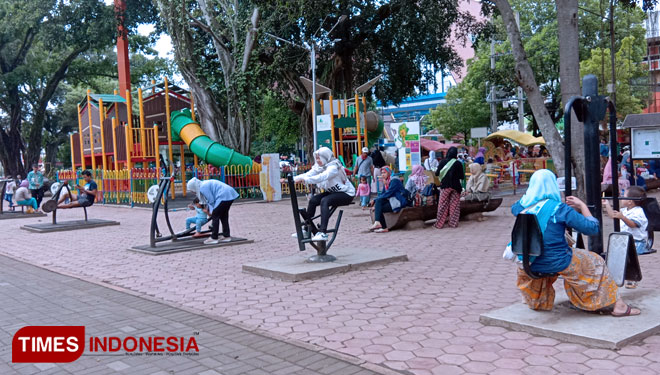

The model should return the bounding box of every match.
[287,174,344,263]
[21,181,119,232]
[0,179,46,219]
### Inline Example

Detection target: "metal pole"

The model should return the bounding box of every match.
[582,75,606,255]
[608,101,620,232]
[518,87,525,132]
[490,40,497,132]
[311,44,317,151]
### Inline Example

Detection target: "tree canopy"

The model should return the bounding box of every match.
[0,0,160,177]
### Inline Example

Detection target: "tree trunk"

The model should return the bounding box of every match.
[556,0,587,199]
[155,0,257,156]
[0,99,27,177]
[494,0,565,176]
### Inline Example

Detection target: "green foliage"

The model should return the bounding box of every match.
[251,93,300,156]
[429,82,491,138]
[0,0,162,176]
[580,35,647,119]
[440,0,647,132]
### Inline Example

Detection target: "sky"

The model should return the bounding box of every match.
[136,24,174,60]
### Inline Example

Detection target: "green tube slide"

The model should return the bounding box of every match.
[170,109,254,169]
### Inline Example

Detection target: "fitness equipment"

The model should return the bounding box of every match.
[287,174,343,263]
[50,182,61,196]
[563,74,610,254]
[148,176,210,248]
[42,183,88,224]
[147,184,160,203]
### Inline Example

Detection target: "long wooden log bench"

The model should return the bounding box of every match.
[369,198,503,231]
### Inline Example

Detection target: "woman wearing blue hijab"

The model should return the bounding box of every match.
[512,169,640,317]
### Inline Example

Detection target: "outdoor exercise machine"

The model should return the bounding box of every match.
[148,176,207,248]
[563,74,611,254]
[127,176,251,254]
[21,182,119,233]
[514,74,645,284]
[0,179,46,219]
[287,174,343,263]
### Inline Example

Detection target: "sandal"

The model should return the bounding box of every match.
[611,305,641,317]
[369,222,382,231]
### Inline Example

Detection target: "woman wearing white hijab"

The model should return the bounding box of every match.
[294,147,355,241]
[187,177,239,244]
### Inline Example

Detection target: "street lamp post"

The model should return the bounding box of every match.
[264,16,346,152]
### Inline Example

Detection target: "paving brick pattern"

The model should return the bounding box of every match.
[0,255,382,375]
[1,191,660,374]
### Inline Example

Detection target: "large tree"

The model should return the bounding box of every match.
[154,0,261,154]
[0,0,154,177]
[152,0,482,157]
[257,0,481,156]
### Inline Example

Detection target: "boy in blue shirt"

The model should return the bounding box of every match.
[186,197,209,238]
[57,170,97,209]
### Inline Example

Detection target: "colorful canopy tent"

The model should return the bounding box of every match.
[484,130,545,146]
[420,138,465,151]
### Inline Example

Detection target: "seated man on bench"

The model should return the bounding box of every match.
[292,147,355,242]
[57,170,97,209]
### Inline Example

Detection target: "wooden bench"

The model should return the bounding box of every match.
[369,198,503,230]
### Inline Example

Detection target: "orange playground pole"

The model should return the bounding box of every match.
[98,98,108,170]
[189,95,199,169]
[180,144,187,195]
[153,125,160,174]
[124,124,132,170]
[112,117,119,171]
[69,134,75,168]
[77,104,86,170]
[87,90,96,170]
[138,88,146,158]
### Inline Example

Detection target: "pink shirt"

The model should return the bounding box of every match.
[357,183,370,197]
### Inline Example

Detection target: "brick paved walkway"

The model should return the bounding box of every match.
[1,191,660,374]
[1,255,386,375]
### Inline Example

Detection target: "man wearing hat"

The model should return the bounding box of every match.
[353,147,374,187]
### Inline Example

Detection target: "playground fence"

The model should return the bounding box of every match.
[56,163,314,207]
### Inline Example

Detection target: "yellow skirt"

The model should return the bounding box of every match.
[516,248,618,311]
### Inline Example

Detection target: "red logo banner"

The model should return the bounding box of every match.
[12,326,85,363]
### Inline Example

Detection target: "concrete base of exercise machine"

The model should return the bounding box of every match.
[480,289,660,349]
[0,211,46,220]
[129,237,253,255]
[242,248,408,282]
[21,219,120,233]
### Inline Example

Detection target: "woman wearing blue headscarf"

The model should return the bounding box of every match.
[512,170,640,317]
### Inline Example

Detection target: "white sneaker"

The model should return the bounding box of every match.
[291,230,309,239]
[311,232,328,241]
[204,238,220,245]
[221,236,232,243]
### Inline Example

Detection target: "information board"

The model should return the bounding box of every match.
[389,121,420,172]
[631,127,660,159]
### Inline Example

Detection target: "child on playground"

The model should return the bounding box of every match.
[357,176,371,210]
[186,197,209,238]
[4,178,16,211]
[603,186,652,288]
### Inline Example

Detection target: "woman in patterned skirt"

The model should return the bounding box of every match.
[434,147,464,229]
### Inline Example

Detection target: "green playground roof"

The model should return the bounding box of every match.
[89,94,126,103]
[78,93,126,107]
